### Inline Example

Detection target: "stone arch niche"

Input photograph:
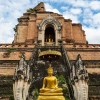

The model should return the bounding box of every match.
[38,15,62,46]
[45,24,55,43]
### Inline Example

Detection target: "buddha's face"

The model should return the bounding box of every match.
[47,70,53,76]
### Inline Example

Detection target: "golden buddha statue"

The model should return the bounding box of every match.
[40,64,62,93]
[37,64,65,100]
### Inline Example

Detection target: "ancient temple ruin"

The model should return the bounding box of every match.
[0,2,100,100]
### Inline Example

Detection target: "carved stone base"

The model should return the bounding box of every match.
[37,95,65,100]
[37,93,65,100]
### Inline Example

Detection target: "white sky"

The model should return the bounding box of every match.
[0,0,100,44]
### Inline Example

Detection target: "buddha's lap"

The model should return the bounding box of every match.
[40,88,62,93]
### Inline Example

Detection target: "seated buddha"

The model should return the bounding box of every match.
[40,64,62,93]
[37,64,65,100]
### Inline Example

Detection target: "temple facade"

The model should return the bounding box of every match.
[0,2,100,100]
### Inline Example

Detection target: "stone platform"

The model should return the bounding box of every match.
[37,93,65,100]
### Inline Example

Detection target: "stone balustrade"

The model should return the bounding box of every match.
[0,44,100,49]
[0,44,35,48]
[63,44,100,49]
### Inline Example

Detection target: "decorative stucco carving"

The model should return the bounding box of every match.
[38,14,62,46]
[13,54,30,100]
[38,14,62,31]
[70,54,89,100]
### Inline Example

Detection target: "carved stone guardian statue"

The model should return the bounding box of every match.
[70,54,89,100]
[13,54,30,100]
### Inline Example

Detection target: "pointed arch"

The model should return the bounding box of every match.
[38,15,62,46]
[45,24,55,43]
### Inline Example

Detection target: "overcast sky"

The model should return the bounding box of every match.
[0,0,100,44]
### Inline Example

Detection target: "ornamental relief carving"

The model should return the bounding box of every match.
[37,15,62,46]
[38,15,62,31]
